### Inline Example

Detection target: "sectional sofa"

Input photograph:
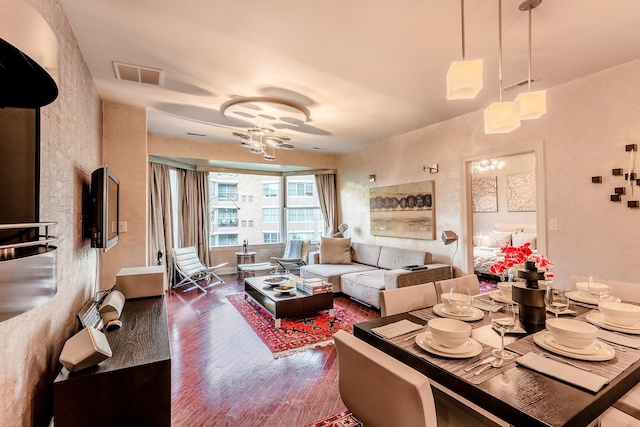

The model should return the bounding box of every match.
[299,239,451,309]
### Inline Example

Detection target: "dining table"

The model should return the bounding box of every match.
[353,291,640,427]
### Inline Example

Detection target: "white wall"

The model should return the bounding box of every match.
[338,59,640,285]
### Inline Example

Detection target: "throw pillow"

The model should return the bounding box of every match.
[512,231,537,250]
[488,230,512,248]
[319,237,352,264]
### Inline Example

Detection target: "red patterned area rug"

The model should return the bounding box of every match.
[302,409,363,427]
[226,293,368,358]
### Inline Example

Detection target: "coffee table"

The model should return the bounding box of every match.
[244,275,334,327]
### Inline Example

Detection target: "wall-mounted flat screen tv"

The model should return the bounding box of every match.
[89,166,119,251]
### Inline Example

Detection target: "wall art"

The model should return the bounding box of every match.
[472,176,498,213]
[507,173,536,212]
[369,180,435,240]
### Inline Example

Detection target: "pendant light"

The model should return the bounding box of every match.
[515,0,546,119]
[446,0,482,100]
[484,0,521,134]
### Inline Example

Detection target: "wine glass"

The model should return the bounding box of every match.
[588,275,611,301]
[544,284,569,318]
[449,286,472,319]
[490,300,517,360]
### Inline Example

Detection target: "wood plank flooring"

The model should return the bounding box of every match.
[167,275,380,427]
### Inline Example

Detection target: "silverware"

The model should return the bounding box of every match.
[473,357,504,375]
[464,356,495,372]
[535,351,592,372]
[403,330,425,341]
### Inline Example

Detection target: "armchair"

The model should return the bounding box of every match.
[271,239,310,275]
[171,246,228,293]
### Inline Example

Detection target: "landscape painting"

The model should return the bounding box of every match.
[369,181,435,240]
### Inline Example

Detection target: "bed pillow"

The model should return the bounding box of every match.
[319,237,352,264]
[512,231,537,250]
[488,231,512,248]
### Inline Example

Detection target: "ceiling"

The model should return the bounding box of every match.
[60,0,640,158]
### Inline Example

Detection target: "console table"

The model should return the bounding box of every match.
[54,297,171,427]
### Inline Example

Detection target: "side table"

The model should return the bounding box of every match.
[236,251,256,276]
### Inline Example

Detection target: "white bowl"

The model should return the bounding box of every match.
[598,301,640,327]
[545,318,597,349]
[576,281,608,297]
[497,282,511,299]
[441,293,472,313]
[428,318,471,348]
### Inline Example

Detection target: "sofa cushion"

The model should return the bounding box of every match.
[300,263,377,293]
[378,246,429,270]
[341,270,388,308]
[320,237,352,264]
[351,242,382,267]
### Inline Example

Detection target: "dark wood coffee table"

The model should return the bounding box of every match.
[244,275,334,327]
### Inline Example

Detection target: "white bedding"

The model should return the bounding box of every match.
[473,246,504,276]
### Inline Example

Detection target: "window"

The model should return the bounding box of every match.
[263,232,280,243]
[217,234,238,246]
[263,182,279,198]
[263,208,279,222]
[288,208,315,222]
[218,183,238,200]
[206,172,325,248]
[288,182,314,197]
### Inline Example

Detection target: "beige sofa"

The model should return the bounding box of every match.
[300,241,451,309]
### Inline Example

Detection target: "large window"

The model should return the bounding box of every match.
[208,172,325,247]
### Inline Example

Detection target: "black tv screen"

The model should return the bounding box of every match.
[89,166,119,251]
[0,106,39,245]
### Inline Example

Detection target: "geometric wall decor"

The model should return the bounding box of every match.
[472,176,498,213]
[507,173,536,212]
[595,144,639,209]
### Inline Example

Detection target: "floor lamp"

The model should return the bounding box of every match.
[442,230,459,278]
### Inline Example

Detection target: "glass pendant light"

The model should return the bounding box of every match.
[484,0,520,134]
[447,0,482,100]
[515,0,546,119]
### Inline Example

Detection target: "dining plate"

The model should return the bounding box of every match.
[544,334,603,355]
[423,332,475,354]
[488,291,514,304]
[586,312,640,334]
[433,304,484,321]
[263,277,288,286]
[533,330,615,361]
[415,331,482,358]
[566,291,621,305]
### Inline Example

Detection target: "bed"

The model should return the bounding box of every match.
[473,223,537,280]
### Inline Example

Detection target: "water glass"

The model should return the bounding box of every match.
[490,300,517,360]
[449,286,472,319]
[544,285,569,317]
[588,275,611,301]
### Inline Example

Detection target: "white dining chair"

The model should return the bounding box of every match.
[435,275,481,303]
[333,330,501,427]
[379,282,437,317]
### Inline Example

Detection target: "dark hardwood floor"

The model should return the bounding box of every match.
[166,274,380,427]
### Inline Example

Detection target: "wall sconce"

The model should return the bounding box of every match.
[368,175,376,182]
[423,164,439,173]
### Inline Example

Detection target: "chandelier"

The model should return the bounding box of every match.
[222,97,309,162]
[471,159,505,174]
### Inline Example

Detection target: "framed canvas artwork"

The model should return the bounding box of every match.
[472,176,498,213]
[369,181,435,239]
[507,173,536,212]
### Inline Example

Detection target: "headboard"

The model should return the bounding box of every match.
[493,222,537,234]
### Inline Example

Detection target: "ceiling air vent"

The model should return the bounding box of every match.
[113,61,163,86]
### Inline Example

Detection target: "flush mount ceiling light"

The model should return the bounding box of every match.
[222,97,308,161]
[515,0,547,120]
[447,0,482,100]
[484,0,521,134]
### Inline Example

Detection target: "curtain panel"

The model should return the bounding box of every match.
[314,173,338,236]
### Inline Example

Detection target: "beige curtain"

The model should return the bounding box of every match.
[178,169,211,266]
[315,173,338,236]
[149,163,174,267]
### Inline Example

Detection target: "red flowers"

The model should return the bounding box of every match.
[490,242,554,276]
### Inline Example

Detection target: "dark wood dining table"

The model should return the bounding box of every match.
[353,303,640,427]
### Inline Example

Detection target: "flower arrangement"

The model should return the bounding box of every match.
[490,242,554,280]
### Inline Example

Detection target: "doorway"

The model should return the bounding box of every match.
[461,141,547,280]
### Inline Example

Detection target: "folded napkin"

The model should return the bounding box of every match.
[371,319,423,339]
[472,299,501,312]
[597,329,640,349]
[516,352,609,393]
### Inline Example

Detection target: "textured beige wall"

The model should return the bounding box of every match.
[100,103,148,290]
[0,0,102,426]
[339,59,640,285]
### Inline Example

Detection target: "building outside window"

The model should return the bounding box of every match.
[263,232,280,243]
[263,182,279,198]
[263,207,279,222]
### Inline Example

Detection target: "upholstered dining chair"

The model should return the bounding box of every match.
[333,330,438,427]
[171,246,228,293]
[379,282,438,317]
[271,239,310,275]
[435,275,481,303]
